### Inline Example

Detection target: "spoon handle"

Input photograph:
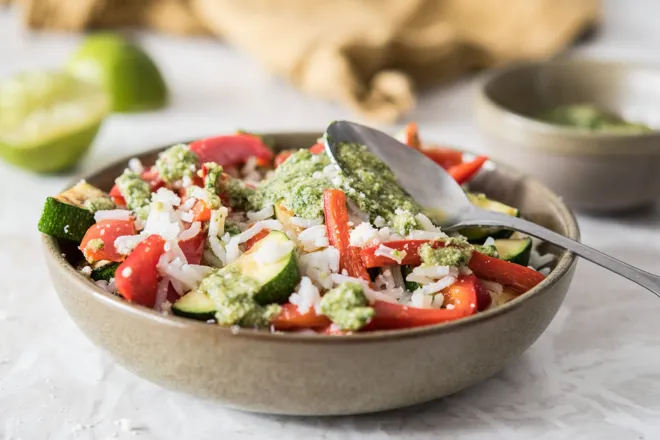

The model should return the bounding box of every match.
[462,210,660,297]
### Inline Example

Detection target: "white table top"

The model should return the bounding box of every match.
[2,1,660,439]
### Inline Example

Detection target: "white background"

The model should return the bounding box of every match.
[1,1,660,439]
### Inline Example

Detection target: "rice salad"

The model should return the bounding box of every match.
[38,125,553,334]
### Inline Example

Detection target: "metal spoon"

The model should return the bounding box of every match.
[324,120,660,296]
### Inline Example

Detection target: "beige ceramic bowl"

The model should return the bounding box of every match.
[42,132,579,416]
[476,59,660,213]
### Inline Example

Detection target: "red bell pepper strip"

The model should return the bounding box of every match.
[244,229,270,251]
[360,240,545,293]
[364,300,466,331]
[115,234,166,307]
[189,134,274,168]
[179,229,206,265]
[448,155,488,185]
[442,274,480,313]
[422,147,464,170]
[403,122,422,150]
[468,251,545,293]
[271,303,332,330]
[109,185,126,207]
[80,219,136,263]
[309,143,325,154]
[191,200,212,222]
[322,189,370,282]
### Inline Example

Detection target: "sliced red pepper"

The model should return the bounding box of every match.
[468,251,545,293]
[80,219,136,263]
[323,189,370,281]
[191,200,212,222]
[360,240,544,293]
[244,229,269,251]
[271,303,332,330]
[189,134,274,168]
[442,274,480,314]
[179,228,206,265]
[114,234,166,307]
[364,300,468,331]
[403,122,422,150]
[448,155,488,185]
[422,147,464,170]
[274,150,294,168]
[109,185,126,207]
[309,143,325,154]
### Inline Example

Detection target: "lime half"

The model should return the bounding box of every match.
[0,71,109,173]
[67,33,168,113]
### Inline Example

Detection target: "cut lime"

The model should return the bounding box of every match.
[0,71,109,173]
[67,33,168,113]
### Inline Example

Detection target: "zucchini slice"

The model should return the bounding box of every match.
[172,290,216,321]
[460,193,519,243]
[38,197,95,242]
[234,230,300,304]
[56,180,114,212]
[274,200,303,234]
[91,262,120,281]
[494,238,532,266]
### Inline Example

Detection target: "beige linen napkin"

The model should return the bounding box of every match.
[9,0,600,122]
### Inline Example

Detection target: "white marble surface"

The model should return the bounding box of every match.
[1,2,660,439]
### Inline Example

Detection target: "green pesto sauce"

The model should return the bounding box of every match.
[253,149,332,219]
[474,244,498,258]
[537,104,653,134]
[224,221,242,236]
[319,282,374,331]
[88,238,104,252]
[115,170,151,218]
[83,196,115,213]
[419,242,471,267]
[202,162,223,209]
[223,177,258,211]
[390,209,419,236]
[155,144,199,184]
[199,266,280,328]
[334,143,421,226]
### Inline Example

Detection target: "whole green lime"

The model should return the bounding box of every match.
[67,33,168,113]
[0,71,109,173]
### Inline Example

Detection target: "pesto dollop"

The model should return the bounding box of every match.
[319,282,374,331]
[115,169,151,218]
[419,242,471,267]
[199,266,280,327]
[253,149,332,219]
[335,143,421,225]
[202,162,223,209]
[155,144,199,184]
[537,104,653,134]
[83,196,115,213]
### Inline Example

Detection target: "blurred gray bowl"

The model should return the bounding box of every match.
[476,59,660,213]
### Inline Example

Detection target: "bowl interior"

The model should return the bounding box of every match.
[483,60,660,129]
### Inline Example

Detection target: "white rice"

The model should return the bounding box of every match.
[236,219,283,244]
[415,276,457,296]
[288,277,322,314]
[290,217,323,228]
[178,221,201,241]
[483,236,495,247]
[298,247,340,289]
[128,158,145,174]
[80,266,92,275]
[373,216,386,228]
[349,222,379,247]
[225,237,242,264]
[481,279,504,294]
[414,213,441,232]
[246,204,274,222]
[209,207,229,238]
[114,234,146,255]
[208,235,227,267]
[410,265,451,279]
[329,273,397,304]
[297,225,329,252]
[407,230,448,240]
[94,209,132,222]
[373,244,407,264]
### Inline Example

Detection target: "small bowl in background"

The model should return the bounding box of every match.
[475,59,660,213]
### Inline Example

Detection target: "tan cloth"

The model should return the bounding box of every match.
[10,0,600,122]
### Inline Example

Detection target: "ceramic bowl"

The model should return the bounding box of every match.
[42,132,579,416]
[476,59,660,213]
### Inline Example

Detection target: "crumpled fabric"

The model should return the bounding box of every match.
[10,0,600,122]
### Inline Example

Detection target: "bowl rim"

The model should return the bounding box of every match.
[42,132,579,344]
[476,58,660,155]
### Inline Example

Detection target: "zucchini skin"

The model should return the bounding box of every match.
[38,197,95,242]
[91,262,120,281]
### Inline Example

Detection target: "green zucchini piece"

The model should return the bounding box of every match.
[172,290,216,321]
[401,265,421,292]
[56,180,114,212]
[38,197,95,242]
[91,262,119,281]
[494,238,532,266]
[235,230,300,304]
[460,193,519,243]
